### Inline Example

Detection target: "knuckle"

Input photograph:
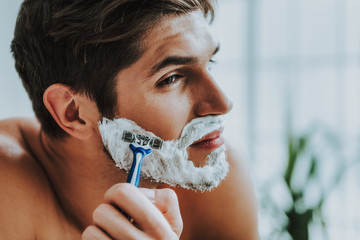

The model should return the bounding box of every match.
[157,230,179,240]
[161,188,178,205]
[106,183,135,200]
[81,225,98,240]
[152,221,168,232]
[92,203,109,222]
[115,183,135,196]
[129,236,143,240]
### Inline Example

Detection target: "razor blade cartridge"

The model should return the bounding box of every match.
[122,130,163,149]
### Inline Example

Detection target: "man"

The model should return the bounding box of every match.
[0,0,258,239]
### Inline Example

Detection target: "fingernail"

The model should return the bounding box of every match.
[139,188,156,204]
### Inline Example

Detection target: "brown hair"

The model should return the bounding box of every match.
[11,0,216,138]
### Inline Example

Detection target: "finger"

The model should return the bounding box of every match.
[92,203,147,240]
[139,188,183,237]
[104,183,176,239]
[82,225,111,240]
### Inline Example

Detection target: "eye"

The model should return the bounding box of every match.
[207,58,217,71]
[156,75,182,88]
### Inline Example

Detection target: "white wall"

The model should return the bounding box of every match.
[215,0,360,239]
[0,0,33,119]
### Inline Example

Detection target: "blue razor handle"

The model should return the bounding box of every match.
[126,143,152,187]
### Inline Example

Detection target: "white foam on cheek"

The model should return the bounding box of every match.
[99,116,229,191]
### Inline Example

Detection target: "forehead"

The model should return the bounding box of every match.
[139,10,217,64]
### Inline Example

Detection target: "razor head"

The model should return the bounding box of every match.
[122,130,163,150]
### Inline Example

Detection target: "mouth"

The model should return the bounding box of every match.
[190,128,225,150]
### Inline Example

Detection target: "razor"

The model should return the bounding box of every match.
[121,130,163,187]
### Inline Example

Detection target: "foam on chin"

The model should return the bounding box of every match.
[98,116,229,191]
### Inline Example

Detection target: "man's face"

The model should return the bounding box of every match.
[113,11,232,166]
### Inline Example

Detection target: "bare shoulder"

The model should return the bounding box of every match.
[0,118,41,165]
[175,145,259,240]
[0,118,63,239]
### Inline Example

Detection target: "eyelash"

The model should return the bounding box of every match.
[156,59,217,88]
[207,58,217,71]
[156,74,182,88]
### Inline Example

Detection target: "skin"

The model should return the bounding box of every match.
[115,11,229,165]
[0,11,259,240]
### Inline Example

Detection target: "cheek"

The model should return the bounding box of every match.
[117,89,192,140]
[145,100,188,140]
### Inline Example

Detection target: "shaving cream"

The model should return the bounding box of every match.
[98,116,229,191]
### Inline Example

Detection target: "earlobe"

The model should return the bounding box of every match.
[43,84,94,139]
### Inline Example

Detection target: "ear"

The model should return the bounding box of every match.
[43,84,99,140]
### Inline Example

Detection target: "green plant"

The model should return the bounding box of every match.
[283,129,345,240]
[258,127,349,240]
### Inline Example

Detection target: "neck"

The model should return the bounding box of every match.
[39,131,126,229]
[37,131,162,230]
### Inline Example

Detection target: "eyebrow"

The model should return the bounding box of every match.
[148,44,220,77]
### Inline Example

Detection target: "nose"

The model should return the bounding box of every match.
[193,73,233,117]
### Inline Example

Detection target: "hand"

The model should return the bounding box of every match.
[82,183,183,240]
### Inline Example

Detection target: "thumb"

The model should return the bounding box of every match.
[139,188,183,237]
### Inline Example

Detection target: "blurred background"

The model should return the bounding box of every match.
[1,0,360,239]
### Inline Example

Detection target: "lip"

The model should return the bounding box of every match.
[190,129,224,150]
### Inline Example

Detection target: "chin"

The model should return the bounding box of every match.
[188,141,226,166]
[187,149,214,167]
